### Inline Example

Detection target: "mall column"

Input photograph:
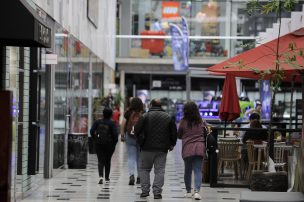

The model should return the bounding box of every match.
[0,91,12,202]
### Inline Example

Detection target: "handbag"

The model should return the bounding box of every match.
[127,111,141,136]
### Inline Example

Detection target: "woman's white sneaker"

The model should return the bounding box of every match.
[193,192,202,200]
[184,192,192,198]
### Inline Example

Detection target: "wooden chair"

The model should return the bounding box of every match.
[246,140,258,180]
[273,143,287,171]
[218,138,241,179]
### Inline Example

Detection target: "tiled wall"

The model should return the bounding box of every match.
[5,47,41,199]
[5,47,11,89]
[20,47,31,194]
[5,47,20,198]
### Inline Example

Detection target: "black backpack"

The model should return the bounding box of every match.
[93,122,113,145]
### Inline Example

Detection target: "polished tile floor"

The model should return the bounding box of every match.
[21,141,248,202]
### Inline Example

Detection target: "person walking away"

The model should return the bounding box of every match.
[120,97,133,142]
[112,104,121,130]
[123,97,143,185]
[177,101,206,200]
[134,99,177,199]
[90,108,118,184]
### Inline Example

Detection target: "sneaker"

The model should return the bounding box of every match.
[136,177,140,184]
[193,192,201,200]
[129,175,135,185]
[154,194,162,199]
[105,178,110,183]
[98,178,103,184]
[140,192,149,198]
[184,192,192,198]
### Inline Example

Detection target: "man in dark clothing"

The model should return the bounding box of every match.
[134,99,177,199]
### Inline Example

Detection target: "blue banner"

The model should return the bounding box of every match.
[170,23,187,71]
[260,80,271,120]
[181,17,189,68]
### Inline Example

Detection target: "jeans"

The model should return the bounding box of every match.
[126,133,140,177]
[184,156,203,192]
[140,151,167,194]
[95,143,115,179]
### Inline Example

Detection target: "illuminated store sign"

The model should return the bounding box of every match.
[35,20,51,47]
[162,2,180,19]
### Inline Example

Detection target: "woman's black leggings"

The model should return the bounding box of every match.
[95,143,115,179]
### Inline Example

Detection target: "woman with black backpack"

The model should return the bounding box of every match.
[90,108,118,184]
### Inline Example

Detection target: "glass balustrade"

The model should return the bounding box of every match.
[116,36,256,60]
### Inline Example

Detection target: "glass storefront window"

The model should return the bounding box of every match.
[53,22,103,169]
[69,36,90,134]
[129,0,229,58]
[53,24,69,169]
[54,24,69,135]
[190,1,226,36]
[120,0,304,60]
[6,47,20,198]
[92,56,103,122]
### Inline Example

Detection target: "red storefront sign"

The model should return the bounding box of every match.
[162,2,180,19]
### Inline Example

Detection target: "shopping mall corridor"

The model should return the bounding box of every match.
[21,140,248,202]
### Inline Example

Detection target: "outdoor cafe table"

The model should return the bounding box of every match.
[253,144,293,170]
[218,137,294,173]
[221,138,266,170]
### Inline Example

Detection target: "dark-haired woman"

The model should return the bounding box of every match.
[242,114,268,144]
[178,101,206,200]
[90,108,118,184]
[122,97,144,185]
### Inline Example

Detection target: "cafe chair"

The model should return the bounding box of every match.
[245,140,258,180]
[217,138,241,179]
[273,143,287,171]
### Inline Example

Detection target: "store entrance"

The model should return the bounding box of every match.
[27,48,47,178]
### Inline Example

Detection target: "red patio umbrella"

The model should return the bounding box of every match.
[208,28,304,158]
[208,27,304,80]
[219,74,241,122]
[219,74,241,138]
[208,28,304,131]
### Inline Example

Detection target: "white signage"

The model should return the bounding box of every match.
[152,80,162,88]
[42,53,58,65]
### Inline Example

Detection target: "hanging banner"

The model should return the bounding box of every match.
[181,17,189,68]
[260,80,271,120]
[170,23,187,71]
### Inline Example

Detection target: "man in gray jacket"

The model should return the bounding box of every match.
[134,99,177,199]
